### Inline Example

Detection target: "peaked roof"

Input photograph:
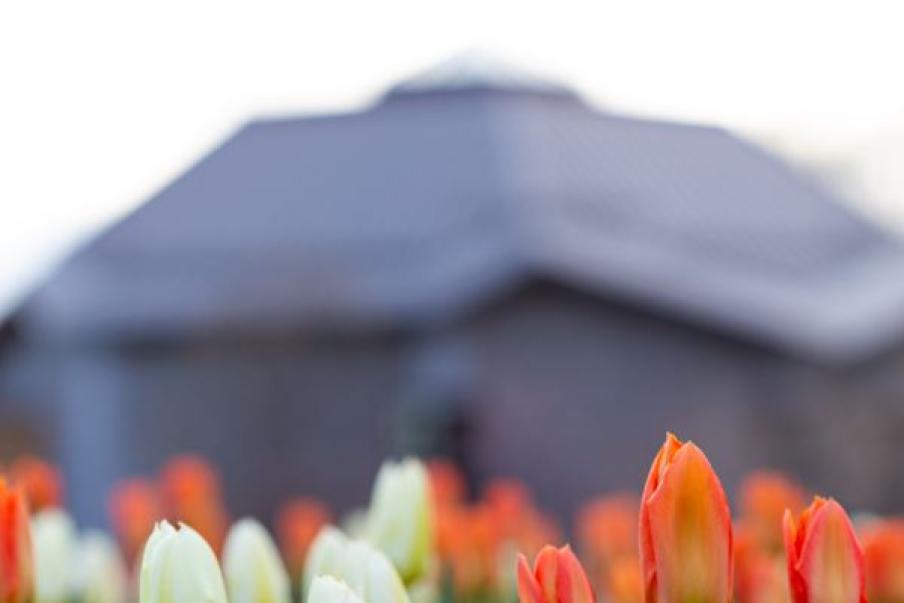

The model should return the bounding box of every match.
[19,57,904,362]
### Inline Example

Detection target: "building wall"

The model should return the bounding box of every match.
[465,282,904,519]
[4,281,904,529]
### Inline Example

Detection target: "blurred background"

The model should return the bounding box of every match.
[2,0,904,531]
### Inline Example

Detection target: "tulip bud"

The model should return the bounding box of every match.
[223,518,291,603]
[783,497,865,603]
[365,458,433,585]
[303,526,410,603]
[31,508,77,603]
[576,494,639,600]
[277,498,332,581]
[426,459,465,509]
[304,527,349,594]
[9,457,63,513]
[862,520,904,603]
[734,527,788,603]
[108,478,161,567]
[517,545,595,603]
[158,456,228,553]
[639,433,733,603]
[0,478,33,603]
[139,521,227,603]
[75,531,128,603]
[308,576,366,603]
[738,472,805,555]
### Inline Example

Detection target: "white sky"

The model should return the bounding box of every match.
[2,0,903,315]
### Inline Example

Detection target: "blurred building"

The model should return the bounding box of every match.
[4,57,904,526]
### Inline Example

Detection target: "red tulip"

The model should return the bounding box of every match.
[783,497,864,603]
[159,455,228,553]
[639,433,733,603]
[485,479,561,557]
[275,497,331,580]
[862,519,904,603]
[9,456,63,513]
[863,519,904,603]
[440,503,500,596]
[517,545,595,603]
[0,478,33,603]
[427,459,466,509]
[108,478,161,565]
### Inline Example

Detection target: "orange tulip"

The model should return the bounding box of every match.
[108,478,161,565]
[607,557,644,603]
[860,519,904,603]
[485,479,533,536]
[0,478,34,603]
[739,472,805,555]
[577,494,639,601]
[578,494,638,564]
[159,455,228,553]
[427,459,466,509]
[735,526,789,603]
[517,545,595,603]
[275,497,332,580]
[9,456,63,513]
[485,479,560,558]
[639,433,733,603]
[783,497,864,603]
[441,503,500,596]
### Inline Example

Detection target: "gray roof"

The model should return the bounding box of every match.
[19,59,904,361]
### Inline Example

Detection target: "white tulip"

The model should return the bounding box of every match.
[223,518,291,603]
[32,508,77,603]
[308,576,366,603]
[139,521,227,603]
[304,526,409,603]
[304,526,349,592]
[75,531,128,603]
[365,458,433,584]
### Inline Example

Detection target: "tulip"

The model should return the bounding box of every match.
[783,498,864,603]
[108,478,161,566]
[139,521,227,603]
[308,576,366,603]
[734,527,788,603]
[607,557,644,603]
[577,494,639,599]
[158,456,228,553]
[577,494,638,566]
[9,457,63,513]
[365,459,433,585]
[426,459,466,509]
[0,478,33,603]
[223,518,291,603]
[75,531,128,603]
[484,479,532,541]
[739,472,805,555]
[862,520,904,603]
[484,479,560,558]
[276,498,332,581]
[304,527,348,593]
[437,504,499,597]
[304,526,410,603]
[639,433,733,603]
[516,544,595,603]
[31,508,77,603]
